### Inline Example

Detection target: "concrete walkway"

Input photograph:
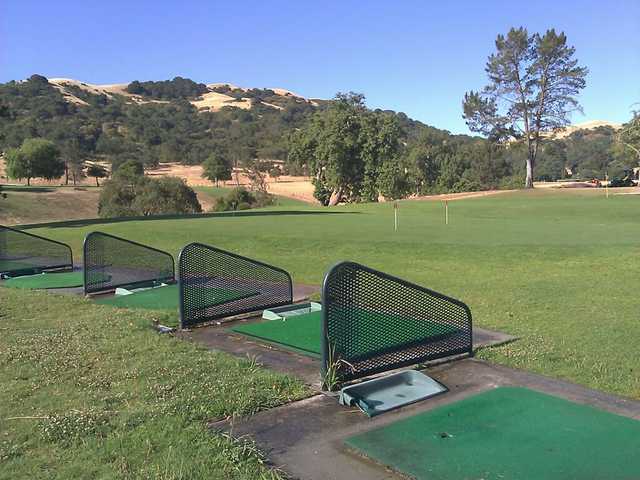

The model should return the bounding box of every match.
[213,358,640,480]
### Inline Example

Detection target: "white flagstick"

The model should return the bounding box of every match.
[445,200,449,225]
[605,173,609,199]
[394,201,398,232]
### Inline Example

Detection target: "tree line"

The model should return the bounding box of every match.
[0,74,319,185]
[1,39,638,207]
[126,77,209,99]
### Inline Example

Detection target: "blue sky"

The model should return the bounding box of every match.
[1,0,638,133]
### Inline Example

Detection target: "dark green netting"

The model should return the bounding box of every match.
[95,284,257,311]
[0,260,38,273]
[231,308,460,358]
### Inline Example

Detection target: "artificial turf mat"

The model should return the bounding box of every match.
[94,284,257,311]
[1,271,84,289]
[231,311,323,357]
[230,309,460,358]
[345,387,640,480]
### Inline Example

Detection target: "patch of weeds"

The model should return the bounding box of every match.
[40,409,113,445]
[146,358,308,420]
[0,439,24,462]
[322,340,353,391]
[218,433,287,480]
[2,330,94,384]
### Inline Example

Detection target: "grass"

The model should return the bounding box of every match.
[0,287,309,479]
[26,188,640,400]
[0,184,307,227]
[0,186,100,225]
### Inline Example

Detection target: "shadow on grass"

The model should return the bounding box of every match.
[18,209,361,230]
[1,186,57,193]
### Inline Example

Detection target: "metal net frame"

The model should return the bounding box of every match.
[321,261,472,386]
[178,242,293,328]
[0,225,73,276]
[83,231,175,294]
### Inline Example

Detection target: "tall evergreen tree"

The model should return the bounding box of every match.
[463,28,588,188]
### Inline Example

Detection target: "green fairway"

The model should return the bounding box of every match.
[24,188,640,399]
[345,387,640,480]
[94,284,257,311]
[1,271,84,289]
[231,309,460,358]
[0,286,308,478]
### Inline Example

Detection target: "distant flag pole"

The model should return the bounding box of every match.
[445,200,449,225]
[394,201,398,232]
[605,172,609,199]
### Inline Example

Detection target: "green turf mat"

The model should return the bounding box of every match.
[345,387,640,480]
[94,284,257,311]
[231,311,323,357]
[230,308,460,358]
[2,271,84,289]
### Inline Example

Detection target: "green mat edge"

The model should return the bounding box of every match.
[228,315,463,362]
[343,386,640,479]
[228,324,322,358]
[94,285,262,312]
[1,271,84,289]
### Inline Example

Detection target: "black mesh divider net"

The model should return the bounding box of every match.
[321,261,472,385]
[179,242,293,328]
[0,225,73,276]
[83,232,175,294]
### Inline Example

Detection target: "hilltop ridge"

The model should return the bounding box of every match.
[47,77,321,112]
[43,77,620,136]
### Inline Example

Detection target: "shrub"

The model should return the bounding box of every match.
[498,175,525,190]
[98,175,201,218]
[212,187,274,212]
[112,160,144,181]
[134,177,202,216]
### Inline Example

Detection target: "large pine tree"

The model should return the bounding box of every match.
[463,28,588,188]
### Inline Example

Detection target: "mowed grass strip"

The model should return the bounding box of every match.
[27,188,640,399]
[0,288,309,479]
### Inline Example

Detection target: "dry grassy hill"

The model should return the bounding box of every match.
[0,186,101,225]
[47,78,319,112]
[550,120,623,138]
